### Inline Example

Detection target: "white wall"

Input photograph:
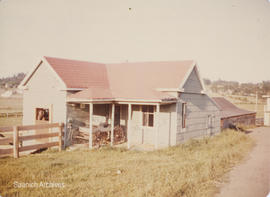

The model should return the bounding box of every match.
[22,61,67,144]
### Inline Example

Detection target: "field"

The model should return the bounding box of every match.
[0,130,254,197]
[0,97,23,126]
[234,103,264,118]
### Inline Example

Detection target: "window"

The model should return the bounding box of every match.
[142,105,154,127]
[182,103,186,128]
[80,104,85,109]
[36,108,49,121]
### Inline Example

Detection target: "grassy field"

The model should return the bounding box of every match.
[234,103,264,118]
[0,130,254,197]
[0,97,23,126]
[0,97,22,113]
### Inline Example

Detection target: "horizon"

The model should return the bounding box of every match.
[1,0,270,83]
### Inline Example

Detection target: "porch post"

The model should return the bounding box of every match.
[89,103,93,149]
[155,104,160,149]
[110,103,115,146]
[127,104,132,149]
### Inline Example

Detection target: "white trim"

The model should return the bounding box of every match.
[110,103,115,146]
[63,88,86,91]
[155,104,160,149]
[89,103,93,149]
[127,104,132,149]
[156,88,182,92]
[179,61,196,90]
[19,57,67,90]
[43,57,67,90]
[67,97,177,104]
[194,63,206,91]
[178,61,206,92]
[18,60,43,89]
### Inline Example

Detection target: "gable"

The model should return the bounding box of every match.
[24,61,66,91]
[182,67,204,93]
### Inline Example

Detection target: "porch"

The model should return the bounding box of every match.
[66,101,172,150]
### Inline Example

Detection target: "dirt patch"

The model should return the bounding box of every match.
[216,127,270,197]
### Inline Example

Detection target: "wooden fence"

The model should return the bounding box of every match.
[0,112,23,118]
[0,123,63,158]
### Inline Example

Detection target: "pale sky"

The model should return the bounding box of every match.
[0,0,270,83]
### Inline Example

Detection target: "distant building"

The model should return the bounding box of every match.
[212,97,256,129]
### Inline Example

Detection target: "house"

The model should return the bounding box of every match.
[212,97,256,129]
[19,56,221,149]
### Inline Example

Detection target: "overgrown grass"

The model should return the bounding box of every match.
[0,130,254,197]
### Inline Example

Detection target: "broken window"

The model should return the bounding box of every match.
[182,103,186,128]
[142,105,154,127]
[36,108,49,121]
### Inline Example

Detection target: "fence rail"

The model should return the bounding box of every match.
[0,112,23,118]
[0,123,63,158]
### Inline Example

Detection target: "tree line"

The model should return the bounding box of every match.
[203,78,270,97]
[0,73,26,88]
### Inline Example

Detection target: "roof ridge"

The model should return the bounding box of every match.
[44,56,105,65]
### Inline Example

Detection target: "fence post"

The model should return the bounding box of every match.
[13,126,19,158]
[59,123,63,151]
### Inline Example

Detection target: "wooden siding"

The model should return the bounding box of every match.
[129,104,176,148]
[182,68,203,93]
[176,93,221,143]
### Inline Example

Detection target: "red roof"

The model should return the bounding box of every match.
[43,57,195,102]
[212,97,256,118]
[45,57,109,89]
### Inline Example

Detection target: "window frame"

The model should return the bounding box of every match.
[142,105,155,127]
[182,103,186,129]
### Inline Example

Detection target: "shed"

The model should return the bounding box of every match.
[212,97,256,129]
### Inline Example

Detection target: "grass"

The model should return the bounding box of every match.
[0,130,254,197]
[0,96,23,127]
[0,117,22,127]
[234,103,264,118]
[0,97,22,113]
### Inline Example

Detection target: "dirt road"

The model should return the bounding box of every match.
[216,127,270,197]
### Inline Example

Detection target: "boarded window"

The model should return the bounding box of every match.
[142,105,154,127]
[182,103,186,128]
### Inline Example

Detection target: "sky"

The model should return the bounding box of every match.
[0,0,270,83]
